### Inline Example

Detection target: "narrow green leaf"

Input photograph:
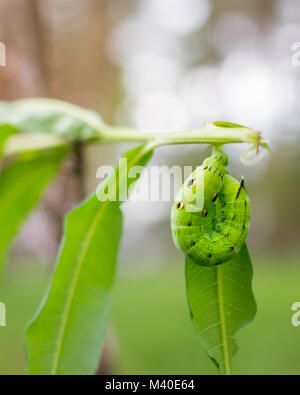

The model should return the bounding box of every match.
[185,244,257,375]
[0,99,104,142]
[26,143,154,375]
[213,121,248,128]
[0,147,68,272]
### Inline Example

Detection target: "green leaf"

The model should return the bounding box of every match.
[26,143,154,375]
[213,121,248,128]
[185,244,257,375]
[0,98,104,142]
[0,124,18,156]
[3,133,66,157]
[0,147,68,273]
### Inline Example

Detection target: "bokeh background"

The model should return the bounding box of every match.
[0,0,300,375]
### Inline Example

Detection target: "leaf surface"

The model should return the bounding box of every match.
[26,144,153,375]
[185,244,257,375]
[0,147,67,272]
[0,99,103,142]
[0,124,18,156]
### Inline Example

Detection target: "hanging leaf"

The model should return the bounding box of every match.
[185,244,257,375]
[0,147,68,273]
[26,143,154,375]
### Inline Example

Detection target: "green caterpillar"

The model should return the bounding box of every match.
[171,149,250,266]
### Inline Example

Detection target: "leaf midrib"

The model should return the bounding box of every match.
[215,191,230,375]
[217,264,230,375]
[51,201,108,374]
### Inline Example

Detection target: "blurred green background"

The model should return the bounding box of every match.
[0,0,300,375]
[1,254,300,375]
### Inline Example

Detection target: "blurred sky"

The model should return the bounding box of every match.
[106,0,300,265]
[0,0,300,265]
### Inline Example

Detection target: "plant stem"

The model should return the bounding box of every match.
[9,99,269,154]
[101,123,266,150]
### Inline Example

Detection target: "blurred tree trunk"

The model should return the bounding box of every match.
[0,0,46,98]
[0,0,87,256]
[0,0,117,374]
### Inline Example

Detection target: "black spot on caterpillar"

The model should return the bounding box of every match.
[236,177,245,199]
[177,201,184,210]
[211,192,218,202]
[188,179,196,188]
[171,149,250,266]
